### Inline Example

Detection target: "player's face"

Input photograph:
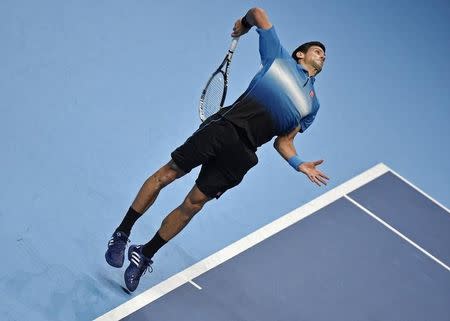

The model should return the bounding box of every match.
[304,46,326,73]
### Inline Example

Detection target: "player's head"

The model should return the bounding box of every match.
[292,41,326,75]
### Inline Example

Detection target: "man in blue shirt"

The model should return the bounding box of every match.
[105,7,329,292]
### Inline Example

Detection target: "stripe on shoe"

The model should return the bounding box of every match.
[131,252,141,266]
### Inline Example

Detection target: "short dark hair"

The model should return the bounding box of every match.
[291,41,326,61]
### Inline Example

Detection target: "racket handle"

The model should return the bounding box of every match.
[229,37,239,52]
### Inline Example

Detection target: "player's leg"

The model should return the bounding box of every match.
[124,116,231,233]
[123,121,258,291]
[131,160,185,215]
[105,121,225,269]
[124,185,211,292]
[136,130,258,266]
[156,184,211,242]
[105,160,184,268]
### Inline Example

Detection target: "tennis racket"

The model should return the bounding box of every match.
[198,37,239,122]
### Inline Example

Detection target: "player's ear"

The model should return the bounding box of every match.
[296,51,305,60]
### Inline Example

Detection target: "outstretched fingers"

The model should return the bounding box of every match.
[308,170,329,186]
[316,174,329,185]
[316,169,329,181]
[309,175,320,186]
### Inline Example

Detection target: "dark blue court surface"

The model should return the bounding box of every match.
[95,164,450,321]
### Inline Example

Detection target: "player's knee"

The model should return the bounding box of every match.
[181,196,205,216]
[169,160,186,177]
[154,168,178,189]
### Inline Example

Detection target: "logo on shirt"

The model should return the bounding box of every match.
[309,90,315,98]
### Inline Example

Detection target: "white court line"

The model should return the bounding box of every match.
[388,168,450,214]
[188,280,202,290]
[345,195,450,272]
[93,163,390,321]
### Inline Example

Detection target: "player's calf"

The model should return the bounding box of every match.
[131,161,183,213]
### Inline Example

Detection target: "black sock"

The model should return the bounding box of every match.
[142,231,167,259]
[115,207,143,236]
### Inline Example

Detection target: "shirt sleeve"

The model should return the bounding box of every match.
[256,26,283,65]
[299,111,317,133]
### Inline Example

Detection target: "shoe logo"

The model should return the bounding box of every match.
[131,252,141,266]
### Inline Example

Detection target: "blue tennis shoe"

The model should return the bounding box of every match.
[105,231,129,268]
[124,245,153,292]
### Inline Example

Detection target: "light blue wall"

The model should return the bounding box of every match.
[0,1,448,320]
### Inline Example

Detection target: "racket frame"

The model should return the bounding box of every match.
[199,37,239,122]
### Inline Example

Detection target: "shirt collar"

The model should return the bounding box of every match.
[297,64,316,84]
[297,63,316,86]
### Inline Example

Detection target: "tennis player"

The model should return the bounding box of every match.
[105,7,329,292]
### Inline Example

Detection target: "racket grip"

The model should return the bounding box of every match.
[229,37,239,52]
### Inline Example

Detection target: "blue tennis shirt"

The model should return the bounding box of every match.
[222,26,320,149]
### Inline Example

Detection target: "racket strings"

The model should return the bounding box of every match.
[201,72,225,119]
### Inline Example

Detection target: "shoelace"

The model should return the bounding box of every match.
[142,264,153,275]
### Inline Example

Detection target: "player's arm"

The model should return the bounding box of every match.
[273,127,329,186]
[232,7,272,38]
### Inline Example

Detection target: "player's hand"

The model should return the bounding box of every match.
[299,160,329,186]
[231,19,251,37]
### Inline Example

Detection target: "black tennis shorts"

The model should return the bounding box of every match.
[171,117,258,199]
